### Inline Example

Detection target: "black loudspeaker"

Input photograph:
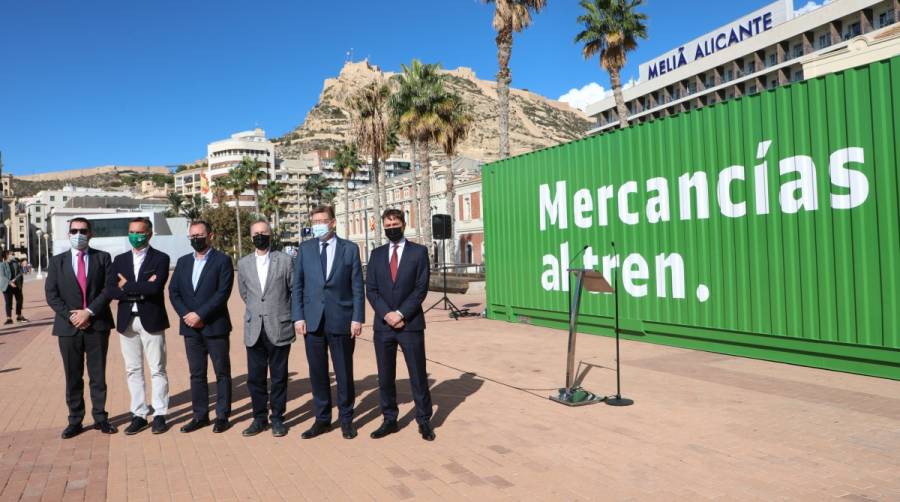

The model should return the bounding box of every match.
[432,214,451,239]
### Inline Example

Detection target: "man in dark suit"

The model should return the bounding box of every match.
[168,220,234,433]
[292,205,364,440]
[366,208,435,441]
[107,217,171,435]
[44,217,117,439]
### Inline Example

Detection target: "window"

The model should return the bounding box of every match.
[746,61,756,74]
[49,196,55,202]
[768,53,777,67]
[90,218,135,238]
[687,82,697,94]
[748,84,758,94]
[36,217,41,224]
[769,79,777,89]
[63,196,68,201]
[793,71,803,82]
[463,196,472,221]
[792,44,803,58]
[818,33,831,48]
[725,69,734,82]
[879,11,896,27]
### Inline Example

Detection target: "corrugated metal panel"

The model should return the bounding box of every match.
[484,56,900,380]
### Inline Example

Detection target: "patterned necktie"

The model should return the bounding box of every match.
[76,251,87,308]
[390,244,399,282]
[320,242,329,280]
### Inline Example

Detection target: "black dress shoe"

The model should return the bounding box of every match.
[61,423,83,439]
[212,419,230,433]
[418,422,436,441]
[341,422,357,439]
[151,416,167,434]
[124,417,149,435]
[180,418,210,433]
[16,316,28,322]
[3,319,12,325]
[242,419,268,437]
[370,420,399,439]
[94,420,118,434]
[271,420,288,438]
[300,421,331,439]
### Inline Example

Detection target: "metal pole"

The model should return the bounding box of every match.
[36,233,42,279]
[25,205,31,269]
[565,270,583,390]
[363,207,369,257]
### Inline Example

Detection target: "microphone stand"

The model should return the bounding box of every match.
[606,241,633,406]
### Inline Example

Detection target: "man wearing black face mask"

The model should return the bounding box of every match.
[365,209,435,441]
[168,220,234,433]
[236,220,295,437]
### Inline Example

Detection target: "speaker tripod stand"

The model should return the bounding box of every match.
[425,238,465,319]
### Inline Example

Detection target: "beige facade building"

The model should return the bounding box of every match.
[586,0,899,133]
[172,166,206,198]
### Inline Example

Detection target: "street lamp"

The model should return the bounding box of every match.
[35,229,43,279]
[3,218,9,251]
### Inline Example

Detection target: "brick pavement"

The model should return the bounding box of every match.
[0,278,898,501]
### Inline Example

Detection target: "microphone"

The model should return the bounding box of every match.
[568,244,590,269]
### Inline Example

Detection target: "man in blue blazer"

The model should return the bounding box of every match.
[168,220,234,434]
[292,205,364,440]
[107,217,171,435]
[365,209,435,441]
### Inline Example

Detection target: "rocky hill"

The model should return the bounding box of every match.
[275,60,592,162]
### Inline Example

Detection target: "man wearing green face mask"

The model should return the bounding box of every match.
[106,217,172,435]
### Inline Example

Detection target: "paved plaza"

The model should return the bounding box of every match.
[0,278,898,501]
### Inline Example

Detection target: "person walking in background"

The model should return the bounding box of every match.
[1,251,27,324]
[168,220,234,434]
[366,209,435,441]
[237,219,295,438]
[107,217,171,435]
[44,217,118,439]
[292,205,364,440]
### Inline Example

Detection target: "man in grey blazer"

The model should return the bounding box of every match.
[237,219,295,438]
[292,205,364,440]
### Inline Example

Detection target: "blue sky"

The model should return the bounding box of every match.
[0,0,825,174]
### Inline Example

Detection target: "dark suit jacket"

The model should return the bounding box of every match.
[291,237,364,334]
[44,248,115,336]
[107,246,171,334]
[168,248,234,337]
[366,240,430,333]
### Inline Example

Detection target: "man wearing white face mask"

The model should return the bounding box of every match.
[44,217,117,439]
[291,205,364,440]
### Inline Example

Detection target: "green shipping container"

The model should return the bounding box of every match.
[484,56,900,380]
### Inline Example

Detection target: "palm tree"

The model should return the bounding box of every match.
[259,181,286,229]
[167,192,184,218]
[350,80,392,246]
[436,94,474,266]
[216,163,250,254]
[484,0,547,158]
[334,142,362,237]
[238,156,267,214]
[181,194,205,221]
[575,0,648,128]
[302,174,334,226]
[389,60,450,245]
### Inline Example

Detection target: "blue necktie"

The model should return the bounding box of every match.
[320,242,329,280]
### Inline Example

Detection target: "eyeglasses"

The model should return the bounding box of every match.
[188,234,208,239]
[69,228,89,235]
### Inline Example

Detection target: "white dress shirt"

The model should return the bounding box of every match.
[255,250,270,291]
[70,248,89,276]
[320,235,337,278]
[388,238,407,266]
[131,246,149,313]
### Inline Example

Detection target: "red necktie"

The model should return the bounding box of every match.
[390,244,399,282]
[76,251,87,308]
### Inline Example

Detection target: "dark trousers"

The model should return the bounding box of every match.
[246,327,291,422]
[57,330,110,425]
[183,335,232,421]
[3,286,22,317]
[304,326,355,424]
[373,330,433,424]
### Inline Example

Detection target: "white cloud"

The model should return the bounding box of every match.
[794,0,834,17]
[559,82,609,111]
